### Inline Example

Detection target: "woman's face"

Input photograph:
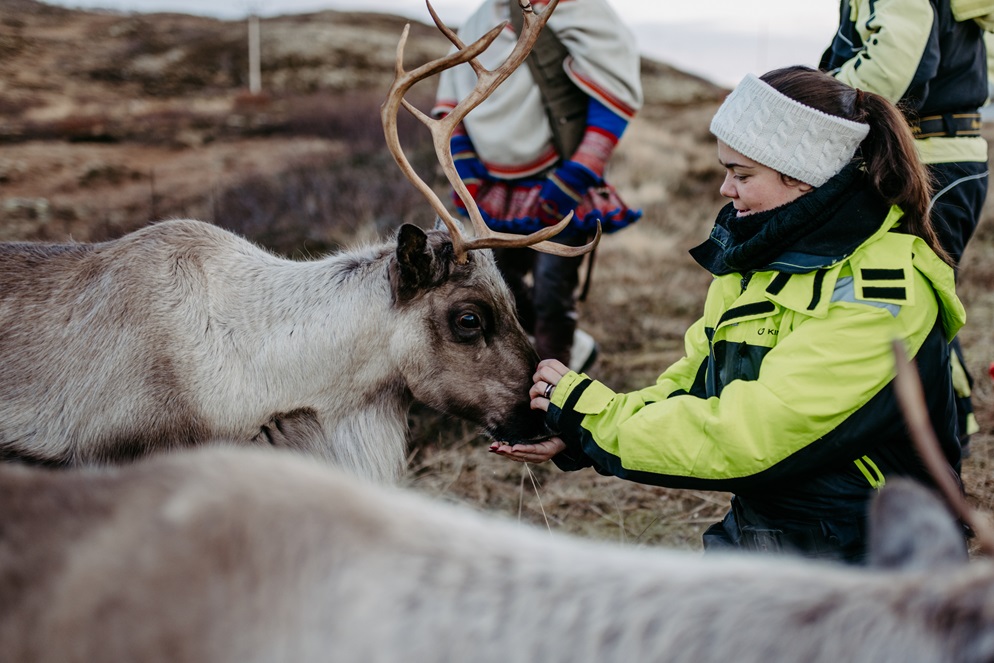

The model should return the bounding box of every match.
[717,141,813,216]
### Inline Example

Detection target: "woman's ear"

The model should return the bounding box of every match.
[784,175,814,193]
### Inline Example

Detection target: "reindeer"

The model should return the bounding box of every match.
[0,441,990,663]
[0,0,596,482]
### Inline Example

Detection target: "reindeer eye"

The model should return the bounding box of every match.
[456,312,481,330]
[449,304,491,342]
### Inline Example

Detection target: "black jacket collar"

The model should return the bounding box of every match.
[690,163,891,276]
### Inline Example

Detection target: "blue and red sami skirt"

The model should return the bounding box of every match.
[454,177,641,238]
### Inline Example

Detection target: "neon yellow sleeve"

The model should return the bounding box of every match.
[833,0,935,103]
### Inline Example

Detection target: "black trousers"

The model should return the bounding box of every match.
[929,161,988,267]
[928,161,989,445]
[702,496,867,565]
[492,233,588,365]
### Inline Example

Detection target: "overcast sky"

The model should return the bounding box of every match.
[42,0,841,87]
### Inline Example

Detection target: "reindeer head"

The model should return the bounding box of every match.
[388,223,548,444]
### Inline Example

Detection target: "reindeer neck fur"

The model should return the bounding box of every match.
[186,230,408,417]
[0,220,415,477]
[146,221,447,485]
[190,229,417,482]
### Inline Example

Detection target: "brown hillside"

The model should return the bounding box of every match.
[0,0,725,248]
[1,0,991,552]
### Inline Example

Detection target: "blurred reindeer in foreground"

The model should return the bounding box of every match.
[0,408,988,662]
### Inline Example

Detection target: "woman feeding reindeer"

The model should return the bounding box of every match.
[490,66,967,564]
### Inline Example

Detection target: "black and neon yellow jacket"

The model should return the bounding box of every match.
[548,170,966,523]
[820,0,989,165]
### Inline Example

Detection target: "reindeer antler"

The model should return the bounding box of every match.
[380,0,601,264]
[891,339,994,556]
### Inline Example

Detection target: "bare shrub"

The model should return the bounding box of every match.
[282,88,431,149]
[213,144,442,255]
[213,88,441,254]
[89,18,245,96]
[77,162,144,188]
[0,93,38,117]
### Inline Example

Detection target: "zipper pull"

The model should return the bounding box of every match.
[740,272,753,292]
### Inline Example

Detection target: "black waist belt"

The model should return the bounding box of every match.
[910,112,983,139]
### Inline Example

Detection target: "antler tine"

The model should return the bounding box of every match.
[382,0,600,262]
[381,21,502,260]
[424,0,472,55]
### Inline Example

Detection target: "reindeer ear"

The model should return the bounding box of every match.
[867,478,969,570]
[392,224,437,303]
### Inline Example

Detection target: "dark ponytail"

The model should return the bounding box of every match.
[760,66,950,264]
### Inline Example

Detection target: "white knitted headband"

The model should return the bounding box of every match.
[709,73,870,187]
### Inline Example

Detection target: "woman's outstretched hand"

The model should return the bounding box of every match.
[489,437,566,463]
